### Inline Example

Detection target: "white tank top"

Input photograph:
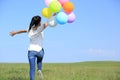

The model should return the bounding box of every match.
[28,24,44,52]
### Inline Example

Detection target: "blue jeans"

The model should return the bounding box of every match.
[28,48,44,80]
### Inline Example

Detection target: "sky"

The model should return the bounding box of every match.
[0,0,120,63]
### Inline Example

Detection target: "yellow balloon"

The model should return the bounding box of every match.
[42,8,52,18]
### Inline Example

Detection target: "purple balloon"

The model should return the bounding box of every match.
[67,12,76,23]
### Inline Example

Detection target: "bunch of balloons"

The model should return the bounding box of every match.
[42,0,76,27]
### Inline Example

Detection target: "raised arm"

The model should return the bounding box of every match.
[43,22,48,29]
[10,29,27,36]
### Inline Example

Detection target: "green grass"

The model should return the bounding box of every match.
[0,61,120,80]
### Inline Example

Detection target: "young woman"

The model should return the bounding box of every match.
[10,15,48,80]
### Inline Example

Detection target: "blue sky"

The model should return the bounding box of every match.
[0,0,120,63]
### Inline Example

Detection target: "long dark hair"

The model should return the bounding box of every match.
[28,15,41,32]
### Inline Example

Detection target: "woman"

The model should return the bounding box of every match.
[10,15,48,80]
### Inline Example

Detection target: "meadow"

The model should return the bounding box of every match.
[0,61,120,80]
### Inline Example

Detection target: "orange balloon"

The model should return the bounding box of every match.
[63,2,74,13]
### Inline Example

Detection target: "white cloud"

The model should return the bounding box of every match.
[87,48,117,56]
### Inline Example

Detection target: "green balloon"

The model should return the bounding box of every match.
[49,1,62,13]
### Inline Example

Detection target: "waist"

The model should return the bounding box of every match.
[28,44,42,52]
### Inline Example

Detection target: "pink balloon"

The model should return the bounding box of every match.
[58,0,69,6]
[45,0,57,6]
[45,0,51,6]
[67,12,76,23]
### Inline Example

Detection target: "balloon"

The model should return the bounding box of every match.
[63,2,74,13]
[67,12,76,23]
[49,1,62,13]
[42,8,52,18]
[56,12,68,25]
[48,16,57,27]
[58,0,69,6]
[45,0,58,6]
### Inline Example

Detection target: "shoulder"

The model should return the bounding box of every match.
[37,24,44,32]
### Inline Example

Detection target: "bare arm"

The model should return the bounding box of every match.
[10,30,27,36]
[43,22,48,29]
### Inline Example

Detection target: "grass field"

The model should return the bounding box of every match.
[0,61,120,80]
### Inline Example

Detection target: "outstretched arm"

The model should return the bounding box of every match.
[10,30,27,36]
[43,22,48,29]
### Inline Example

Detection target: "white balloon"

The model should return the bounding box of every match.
[48,16,57,27]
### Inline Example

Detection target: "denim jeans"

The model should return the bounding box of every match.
[28,48,44,80]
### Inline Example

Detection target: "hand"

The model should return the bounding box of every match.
[10,31,17,36]
[53,12,58,16]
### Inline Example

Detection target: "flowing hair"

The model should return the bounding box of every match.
[28,15,41,32]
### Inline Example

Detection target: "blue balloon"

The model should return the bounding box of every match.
[56,12,68,25]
